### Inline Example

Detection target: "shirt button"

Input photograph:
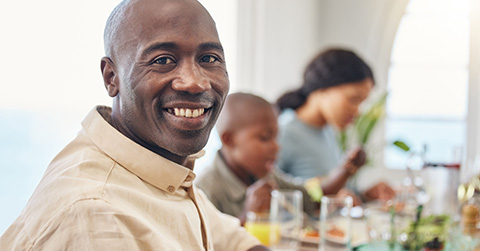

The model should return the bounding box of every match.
[167,186,175,193]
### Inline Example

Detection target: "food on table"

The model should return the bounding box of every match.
[401,214,450,251]
[461,203,479,234]
[382,200,405,213]
[327,226,345,238]
[303,228,319,238]
[462,203,479,223]
[302,225,345,239]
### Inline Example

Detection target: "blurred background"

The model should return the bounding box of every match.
[1,0,479,234]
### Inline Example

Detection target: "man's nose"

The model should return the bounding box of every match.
[172,63,211,94]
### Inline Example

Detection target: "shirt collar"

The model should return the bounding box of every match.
[213,151,247,201]
[81,106,203,194]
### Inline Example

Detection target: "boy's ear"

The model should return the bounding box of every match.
[220,131,235,148]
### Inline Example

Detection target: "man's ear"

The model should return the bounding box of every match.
[101,57,119,97]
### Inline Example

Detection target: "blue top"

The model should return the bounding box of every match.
[276,109,342,180]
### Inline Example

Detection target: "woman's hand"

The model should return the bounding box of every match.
[343,147,366,175]
[364,181,395,202]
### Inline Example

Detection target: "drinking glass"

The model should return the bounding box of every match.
[363,205,412,248]
[319,196,352,251]
[269,189,303,251]
[245,211,273,246]
[364,207,391,244]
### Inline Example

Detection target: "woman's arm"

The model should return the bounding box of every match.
[321,147,366,195]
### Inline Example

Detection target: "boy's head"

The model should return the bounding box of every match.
[216,93,279,179]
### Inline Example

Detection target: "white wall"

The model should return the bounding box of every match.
[236,0,323,101]
[467,0,480,164]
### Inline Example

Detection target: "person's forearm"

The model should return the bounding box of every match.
[320,165,351,195]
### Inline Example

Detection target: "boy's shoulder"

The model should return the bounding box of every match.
[195,163,223,190]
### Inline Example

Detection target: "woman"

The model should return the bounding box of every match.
[275,48,393,202]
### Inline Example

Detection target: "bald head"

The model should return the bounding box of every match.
[104,0,217,61]
[103,0,128,58]
[216,93,277,137]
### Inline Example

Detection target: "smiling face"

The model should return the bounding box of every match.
[314,78,373,130]
[101,0,229,164]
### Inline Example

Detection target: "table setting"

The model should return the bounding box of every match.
[245,159,480,251]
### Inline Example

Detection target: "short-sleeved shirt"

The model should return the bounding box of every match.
[276,109,342,180]
[195,151,318,217]
[0,106,260,251]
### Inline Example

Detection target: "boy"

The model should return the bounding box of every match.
[196,93,353,224]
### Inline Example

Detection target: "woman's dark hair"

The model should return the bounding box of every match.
[276,48,374,111]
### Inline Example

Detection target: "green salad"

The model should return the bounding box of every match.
[401,214,450,250]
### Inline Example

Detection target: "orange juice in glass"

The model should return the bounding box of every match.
[245,212,280,246]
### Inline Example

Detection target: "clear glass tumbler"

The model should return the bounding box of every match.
[269,189,303,251]
[319,196,352,251]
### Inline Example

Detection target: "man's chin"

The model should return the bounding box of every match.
[169,146,204,157]
[153,128,211,160]
[164,138,207,157]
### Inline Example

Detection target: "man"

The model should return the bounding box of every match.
[0,0,267,250]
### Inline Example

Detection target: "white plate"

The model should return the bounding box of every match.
[301,220,369,247]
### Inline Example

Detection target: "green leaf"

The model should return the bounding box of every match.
[355,92,388,145]
[360,117,378,145]
[339,131,348,152]
[393,140,410,152]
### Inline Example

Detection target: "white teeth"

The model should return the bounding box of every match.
[171,108,205,118]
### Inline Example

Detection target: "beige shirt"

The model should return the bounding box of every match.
[0,106,260,251]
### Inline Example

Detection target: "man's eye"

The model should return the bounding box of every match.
[200,55,218,63]
[153,57,175,65]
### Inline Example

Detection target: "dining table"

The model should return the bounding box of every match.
[256,165,480,250]
[293,201,480,251]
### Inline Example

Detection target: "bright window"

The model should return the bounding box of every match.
[384,0,470,169]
